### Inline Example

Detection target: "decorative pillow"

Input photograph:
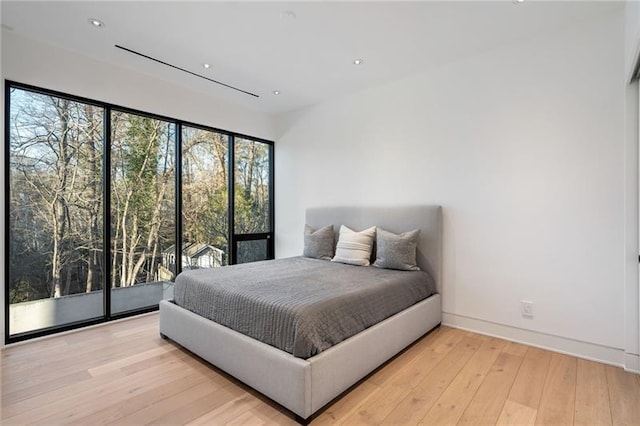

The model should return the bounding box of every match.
[331,225,376,266]
[303,224,334,260]
[373,228,421,271]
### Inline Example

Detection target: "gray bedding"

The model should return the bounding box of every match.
[173,256,436,358]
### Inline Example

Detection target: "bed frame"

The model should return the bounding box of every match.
[159,205,442,420]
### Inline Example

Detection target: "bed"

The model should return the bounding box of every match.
[159,205,442,421]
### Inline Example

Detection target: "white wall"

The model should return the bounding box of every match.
[276,11,631,366]
[0,31,277,345]
[625,0,640,373]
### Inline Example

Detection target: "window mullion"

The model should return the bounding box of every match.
[229,134,236,265]
[103,107,112,320]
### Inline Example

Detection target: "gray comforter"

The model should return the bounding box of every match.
[174,256,436,358]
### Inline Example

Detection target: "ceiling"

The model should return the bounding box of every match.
[1,1,623,114]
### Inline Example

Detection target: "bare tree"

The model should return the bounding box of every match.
[9,89,104,300]
[111,113,175,287]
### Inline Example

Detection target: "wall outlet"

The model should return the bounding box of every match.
[521,300,534,318]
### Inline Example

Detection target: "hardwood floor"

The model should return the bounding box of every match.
[1,313,639,425]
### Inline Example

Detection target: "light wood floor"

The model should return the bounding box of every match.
[1,313,639,425]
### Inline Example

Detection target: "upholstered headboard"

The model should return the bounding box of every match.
[305,205,443,294]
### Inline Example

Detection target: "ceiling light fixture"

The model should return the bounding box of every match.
[89,18,104,28]
[273,90,281,95]
[203,63,211,69]
[353,59,364,65]
[513,0,525,4]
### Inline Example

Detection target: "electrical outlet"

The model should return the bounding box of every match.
[521,300,534,318]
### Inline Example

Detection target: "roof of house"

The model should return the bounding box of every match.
[163,242,224,258]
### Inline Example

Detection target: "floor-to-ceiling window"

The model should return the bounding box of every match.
[110,111,176,315]
[181,125,230,269]
[5,81,274,343]
[8,87,105,336]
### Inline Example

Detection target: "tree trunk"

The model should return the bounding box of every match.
[85,104,101,293]
[63,265,72,295]
[52,99,71,298]
[111,204,120,289]
[130,250,147,287]
[133,174,169,284]
[243,141,256,201]
[149,239,159,282]
[86,259,94,293]
[126,215,140,286]
[120,195,129,287]
[51,233,62,297]
[214,135,227,184]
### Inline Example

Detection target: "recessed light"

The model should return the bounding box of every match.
[89,18,105,28]
[280,10,296,20]
[273,90,281,95]
[203,63,211,69]
[353,59,364,65]
[513,0,525,4]
[89,18,104,28]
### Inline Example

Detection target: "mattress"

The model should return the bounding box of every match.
[174,256,436,358]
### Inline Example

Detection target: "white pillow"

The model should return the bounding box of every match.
[331,225,376,266]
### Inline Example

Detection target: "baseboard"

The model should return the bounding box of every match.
[624,353,640,374]
[442,312,626,368]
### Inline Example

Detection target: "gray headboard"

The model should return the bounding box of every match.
[305,205,442,293]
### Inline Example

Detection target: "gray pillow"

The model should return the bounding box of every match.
[373,228,421,271]
[303,224,334,260]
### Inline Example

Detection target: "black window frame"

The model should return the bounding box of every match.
[229,134,275,265]
[4,80,275,344]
